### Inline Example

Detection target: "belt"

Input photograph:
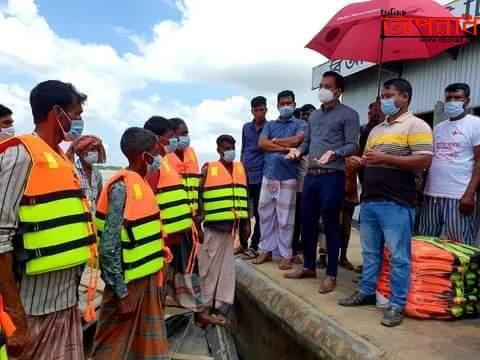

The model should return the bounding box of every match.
[307,168,339,176]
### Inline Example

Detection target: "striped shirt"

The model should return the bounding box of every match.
[75,158,103,214]
[362,111,433,207]
[0,144,83,316]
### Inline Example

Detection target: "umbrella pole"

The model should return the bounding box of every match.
[376,21,385,97]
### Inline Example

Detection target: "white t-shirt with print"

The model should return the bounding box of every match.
[424,114,480,199]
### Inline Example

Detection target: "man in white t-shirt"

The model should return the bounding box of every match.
[418,83,480,245]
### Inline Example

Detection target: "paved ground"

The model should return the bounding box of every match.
[244,228,480,360]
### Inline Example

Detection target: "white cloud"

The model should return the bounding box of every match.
[0,0,364,164]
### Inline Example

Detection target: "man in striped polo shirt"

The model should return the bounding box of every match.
[339,78,433,327]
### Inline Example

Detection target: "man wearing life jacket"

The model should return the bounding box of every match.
[198,135,251,324]
[144,117,222,326]
[91,127,169,359]
[168,117,200,216]
[0,80,94,359]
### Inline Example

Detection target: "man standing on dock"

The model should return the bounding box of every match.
[253,90,306,270]
[339,78,433,327]
[284,71,359,294]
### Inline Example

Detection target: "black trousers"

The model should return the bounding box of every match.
[240,183,261,250]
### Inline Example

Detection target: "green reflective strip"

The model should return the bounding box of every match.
[19,197,85,222]
[204,199,248,211]
[186,177,200,186]
[124,257,163,284]
[205,210,248,222]
[23,222,91,249]
[160,204,191,220]
[122,240,162,264]
[131,220,161,241]
[95,217,105,231]
[0,344,7,360]
[164,218,193,234]
[156,189,188,205]
[203,188,233,199]
[120,220,162,242]
[233,188,247,197]
[25,246,90,275]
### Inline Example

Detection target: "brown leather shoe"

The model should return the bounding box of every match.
[278,257,292,270]
[252,252,272,265]
[284,268,316,279]
[319,276,336,294]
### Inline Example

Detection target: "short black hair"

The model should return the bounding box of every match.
[120,127,157,159]
[300,104,316,112]
[368,102,376,110]
[169,117,186,131]
[445,83,470,98]
[144,116,171,137]
[383,78,413,105]
[277,90,295,103]
[29,80,87,124]
[0,104,12,118]
[216,134,236,147]
[293,109,301,118]
[251,96,267,108]
[322,71,345,92]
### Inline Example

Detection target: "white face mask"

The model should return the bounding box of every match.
[0,126,15,140]
[83,151,99,165]
[318,88,335,103]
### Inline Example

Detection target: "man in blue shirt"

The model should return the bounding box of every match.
[240,96,268,258]
[252,90,306,270]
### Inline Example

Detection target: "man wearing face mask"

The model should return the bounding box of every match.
[198,135,251,323]
[252,90,306,271]
[339,78,433,327]
[0,80,95,358]
[66,135,106,214]
[144,117,223,326]
[0,105,15,141]
[167,117,200,217]
[285,71,359,295]
[418,83,480,246]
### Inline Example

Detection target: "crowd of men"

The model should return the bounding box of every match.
[0,70,479,359]
[240,72,480,328]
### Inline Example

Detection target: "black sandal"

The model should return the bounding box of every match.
[241,248,258,260]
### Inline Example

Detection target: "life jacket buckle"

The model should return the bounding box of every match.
[35,248,42,258]
[33,223,40,232]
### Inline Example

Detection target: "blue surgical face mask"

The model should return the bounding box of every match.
[279,106,295,119]
[83,151,99,165]
[380,98,400,117]
[58,108,84,141]
[444,101,465,118]
[165,137,178,153]
[223,150,236,163]
[177,135,190,150]
[145,153,161,172]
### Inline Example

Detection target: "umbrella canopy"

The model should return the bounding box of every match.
[306,0,466,63]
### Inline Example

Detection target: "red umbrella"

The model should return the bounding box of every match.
[307,0,467,93]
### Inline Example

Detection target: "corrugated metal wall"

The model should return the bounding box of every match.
[342,40,480,123]
[404,41,480,114]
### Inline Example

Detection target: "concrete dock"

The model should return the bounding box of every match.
[233,228,480,360]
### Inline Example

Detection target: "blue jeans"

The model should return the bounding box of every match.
[302,172,345,277]
[359,201,414,310]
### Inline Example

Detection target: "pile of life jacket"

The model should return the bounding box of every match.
[377,236,480,320]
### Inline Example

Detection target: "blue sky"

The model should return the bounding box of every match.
[0,0,345,165]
